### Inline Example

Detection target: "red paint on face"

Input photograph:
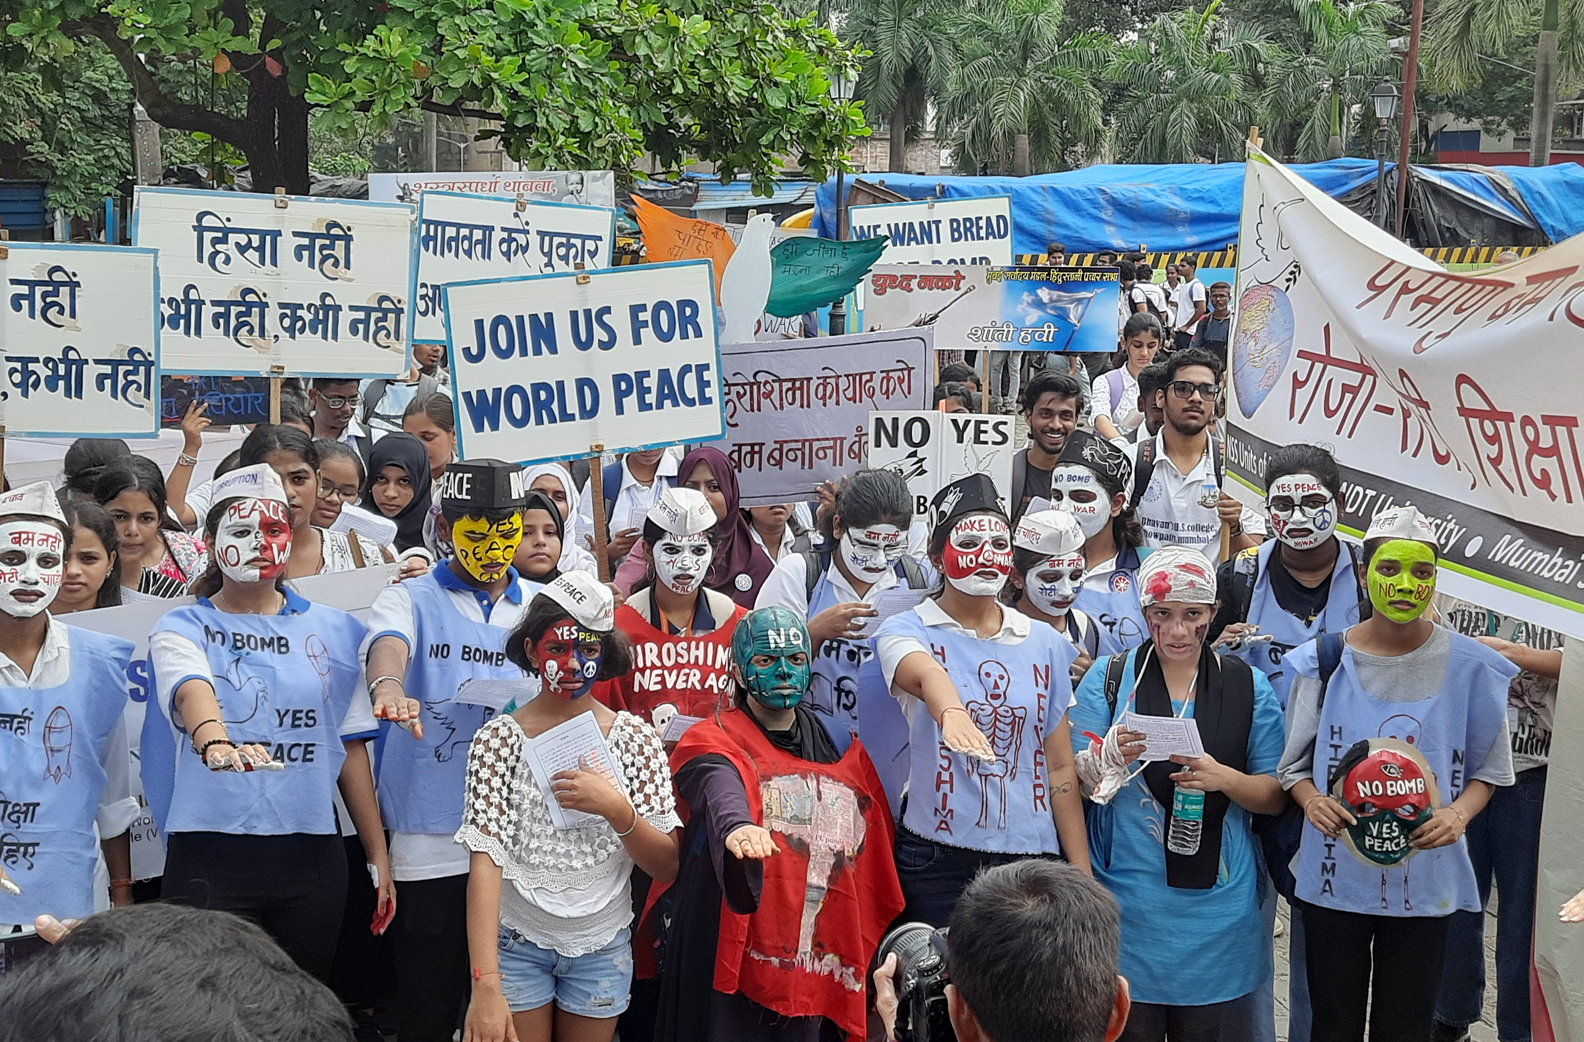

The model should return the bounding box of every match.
[944,516,1013,581]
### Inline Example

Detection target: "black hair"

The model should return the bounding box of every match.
[1095,249,1117,262]
[315,438,368,488]
[405,391,456,434]
[1178,255,1199,271]
[1135,262,1153,280]
[211,448,244,482]
[240,423,322,473]
[504,594,633,678]
[1020,371,1084,415]
[63,439,131,498]
[1209,280,1233,294]
[60,496,121,608]
[278,394,313,433]
[1122,251,1147,264]
[827,467,914,541]
[311,376,361,393]
[517,491,565,582]
[1046,240,1066,255]
[948,860,1122,1042]
[1159,347,1224,384]
[1136,362,1169,402]
[932,381,981,411]
[1264,443,1342,498]
[92,457,182,533]
[1121,312,1164,343]
[0,903,356,1042]
[189,496,292,600]
[1117,259,1136,283]
[939,361,978,387]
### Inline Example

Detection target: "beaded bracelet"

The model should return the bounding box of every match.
[198,737,236,761]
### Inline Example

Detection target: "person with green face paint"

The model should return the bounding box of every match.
[651,607,904,1042]
[1276,507,1517,1042]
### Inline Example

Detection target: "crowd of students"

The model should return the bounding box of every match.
[0,337,1569,1042]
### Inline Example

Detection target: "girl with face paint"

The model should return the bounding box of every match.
[599,488,750,733]
[870,476,1091,926]
[461,575,680,1042]
[753,469,934,742]
[145,464,395,983]
[650,607,905,1042]
[1067,545,1289,1039]
[0,483,142,946]
[1010,510,1101,690]
[1276,507,1518,1042]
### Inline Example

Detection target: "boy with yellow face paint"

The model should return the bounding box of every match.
[359,459,536,1042]
[1275,506,1518,1042]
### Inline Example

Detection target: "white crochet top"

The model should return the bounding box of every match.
[455,710,680,957]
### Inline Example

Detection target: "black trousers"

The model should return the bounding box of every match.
[895,826,1061,927]
[392,872,471,1042]
[1296,898,1452,1042]
[1117,999,1230,1042]
[329,834,395,1017]
[162,831,347,982]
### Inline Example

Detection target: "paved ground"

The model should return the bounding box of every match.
[1272,896,1504,1041]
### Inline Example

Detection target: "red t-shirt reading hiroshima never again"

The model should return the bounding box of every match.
[595,588,749,728]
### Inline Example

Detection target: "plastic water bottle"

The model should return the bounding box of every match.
[1167,785,1205,855]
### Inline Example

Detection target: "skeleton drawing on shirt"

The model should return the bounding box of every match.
[754,772,869,991]
[966,659,1025,830]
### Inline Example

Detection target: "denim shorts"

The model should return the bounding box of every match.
[497,926,633,1018]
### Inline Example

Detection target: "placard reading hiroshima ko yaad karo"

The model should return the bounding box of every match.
[443,260,724,465]
[131,186,416,378]
[412,191,616,344]
[0,242,160,437]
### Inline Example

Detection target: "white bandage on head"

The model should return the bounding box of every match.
[1136,545,1218,607]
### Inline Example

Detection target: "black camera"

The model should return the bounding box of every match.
[876,921,954,1042]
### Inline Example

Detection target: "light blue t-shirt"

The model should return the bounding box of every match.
[1069,649,1286,1006]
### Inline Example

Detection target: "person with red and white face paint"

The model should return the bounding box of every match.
[1010,510,1102,689]
[1068,544,1288,1042]
[872,474,1090,926]
[459,572,680,1042]
[596,487,749,733]
[144,463,393,984]
[0,481,140,977]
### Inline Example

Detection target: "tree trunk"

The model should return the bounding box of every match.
[1326,90,1343,159]
[1531,0,1560,167]
[242,76,286,194]
[276,88,312,196]
[889,99,909,172]
[1013,134,1031,176]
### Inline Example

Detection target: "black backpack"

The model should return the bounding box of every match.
[804,549,927,601]
[1129,433,1223,511]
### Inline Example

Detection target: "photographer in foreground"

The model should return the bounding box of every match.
[874,859,1131,1042]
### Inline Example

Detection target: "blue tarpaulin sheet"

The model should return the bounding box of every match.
[814,159,1584,251]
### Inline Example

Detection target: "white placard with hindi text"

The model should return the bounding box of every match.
[132,186,416,378]
[0,243,160,437]
[867,410,1015,517]
[412,191,616,344]
[444,260,724,465]
[521,712,630,830]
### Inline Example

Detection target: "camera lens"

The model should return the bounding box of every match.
[876,921,944,984]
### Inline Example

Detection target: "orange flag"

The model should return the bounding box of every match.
[631,196,736,297]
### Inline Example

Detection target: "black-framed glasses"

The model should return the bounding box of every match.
[318,395,361,409]
[1169,380,1223,401]
[318,482,360,501]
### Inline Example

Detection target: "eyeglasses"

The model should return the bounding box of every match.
[317,395,361,409]
[1267,494,1332,518]
[318,482,361,501]
[1169,380,1223,401]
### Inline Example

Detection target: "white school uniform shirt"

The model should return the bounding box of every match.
[1131,281,1170,318]
[1172,278,1207,334]
[358,571,538,880]
[1091,367,1142,433]
[755,551,902,619]
[577,454,681,541]
[0,617,138,933]
[1128,433,1264,562]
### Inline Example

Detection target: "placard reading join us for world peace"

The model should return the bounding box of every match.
[132,186,416,378]
[0,242,160,437]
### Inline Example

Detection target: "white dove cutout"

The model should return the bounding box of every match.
[718,213,776,344]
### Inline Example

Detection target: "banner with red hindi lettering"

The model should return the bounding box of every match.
[1227,146,1584,638]
[718,329,934,507]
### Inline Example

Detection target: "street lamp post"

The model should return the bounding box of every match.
[1370,81,1401,231]
[828,72,854,336]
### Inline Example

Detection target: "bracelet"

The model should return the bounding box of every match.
[109,878,135,890]
[472,967,502,982]
[612,800,640,837]
[368,675,405,699]
[189,718,226,749]
[198,737,236,760]
[1449,806,1468,826]
[1304,793,1327,815]
[175,452,200,467]
[1229,522,1244,537]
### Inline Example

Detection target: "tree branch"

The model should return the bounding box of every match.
[419,98,505,121]
[68,16,252,145]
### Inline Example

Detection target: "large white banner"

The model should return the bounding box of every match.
[368,170,617,209]
[848,196,1014,266]
[867,410,1015,517]
[132,187,416,378]
[1,243,160,437]
[412,191,616,344]
[1227,147,1584,638]
[444,261,723,464]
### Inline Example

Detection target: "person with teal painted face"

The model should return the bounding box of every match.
[1278,507,1517,1042]
[652,607,904,1042]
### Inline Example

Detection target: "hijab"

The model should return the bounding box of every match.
[522,463,600,576]
[361,432,433,552]
[519,490,564,582]
[678,445,774,608]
